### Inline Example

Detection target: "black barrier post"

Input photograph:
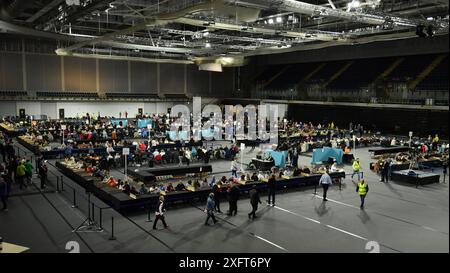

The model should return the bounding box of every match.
[91,203,95,222]
[61,176,64,192]
[71,188,77,208]
[146,205,152,222]
[56,176,60,192]
[339,178,342,191]
[416,174,420,188]
[109,217,116,240]
[99,208,103,230]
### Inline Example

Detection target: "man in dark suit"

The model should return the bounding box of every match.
[248,185,262,220]
[227,181,240,216]
[267,174,277,206]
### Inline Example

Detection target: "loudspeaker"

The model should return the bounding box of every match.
[138,108,143,116]
[59,109,65,119]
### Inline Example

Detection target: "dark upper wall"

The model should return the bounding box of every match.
[0,34,236,96]
[288,104,449,138]
[250,35,449,66]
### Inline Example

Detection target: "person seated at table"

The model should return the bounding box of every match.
[284,168,293,177]
[245,173,251,181]
[138,183,148,195]
[166,182,175,192]
[193,180,201,189]
[175,181,186,191]
[122,181,131,195]
[107,177,118,187]
[330,162,339,172]
[240,174,246,182]
[300,166,311,175]
[220,176,228,184]
[258,172,266,181]
[344,146,352,154]
[92,169,105,180]
[293,168,301,177]
[251,173,259,181]
[201,178,209,188]
[130,186,139,196]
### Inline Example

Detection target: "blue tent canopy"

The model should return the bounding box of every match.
[265,150,288,168]
[110,119,128,127]
[311,147,344,165]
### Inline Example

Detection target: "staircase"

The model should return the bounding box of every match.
[302,63,326,82]
[324,61,353,88]
[261,65,292,89]
[376,58,404,81]
[408,54,447,90]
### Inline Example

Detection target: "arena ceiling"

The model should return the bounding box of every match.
[0,0,448,65]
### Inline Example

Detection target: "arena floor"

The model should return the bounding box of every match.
[0,142,448,253]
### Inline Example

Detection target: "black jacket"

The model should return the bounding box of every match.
[228,185,240,201]
[249,189,261,205]
[267,177,277,190]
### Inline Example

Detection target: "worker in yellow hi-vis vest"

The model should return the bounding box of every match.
[351,158,361,181]
[356,180,369,209]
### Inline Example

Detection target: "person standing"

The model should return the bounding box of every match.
[205,193,218,226]
[212,181,222,213]
[248,185,262,220]
[319,169,332,201]
[231,158,238,178]
[0,177,7,211]
[24,159,33,185]
[185,149,191,166]
[153,196,169,230]
[16,160,27,190]
[39,160,48,190]
[267,174,277,206]
[178,149,184,167]
[356,179,369,209]
[380,159,390,183]
[227,182,240,216]
[351,158,361,181]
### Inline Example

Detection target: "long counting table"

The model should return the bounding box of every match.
[56,160,345,210]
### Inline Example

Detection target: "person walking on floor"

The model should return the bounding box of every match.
[356,179,369,209]
[231,158,239,178]
[153,196,169,230]
[267,174,277,206]
[178,149,184,167]
[351,158,361,181]
[248,185,262,219]
[0,177,8,211]
[205,193,218,226]
[39,160,48,190]
[185,148,191,166]
[212,181,222,213]
[227,181,240,216]
[24,159,33,185]
[380,159,390,183]
[319,169,333,201]
[16,160,27,190]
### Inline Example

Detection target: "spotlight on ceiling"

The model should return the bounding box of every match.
[276,17,283,23]
[205,42,212,48]
[268,19,274,24]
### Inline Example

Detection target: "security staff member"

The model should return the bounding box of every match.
[351,158,361,181]
[356,180,369,209]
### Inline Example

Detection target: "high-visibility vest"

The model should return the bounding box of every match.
[353,161,360,171]
[358,182,368,195]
